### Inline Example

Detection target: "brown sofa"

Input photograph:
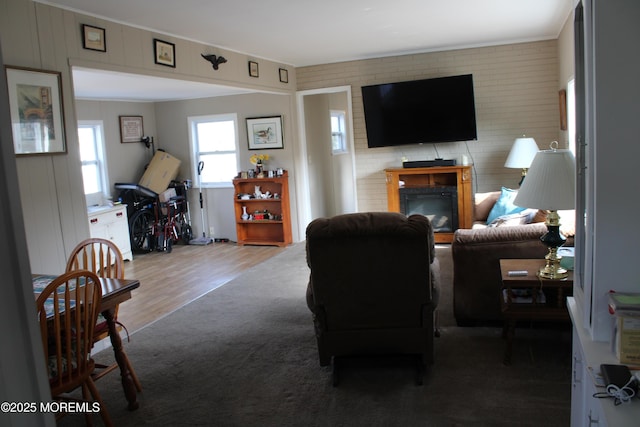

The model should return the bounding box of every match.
[451,191,574,326]
[305,212,439,384]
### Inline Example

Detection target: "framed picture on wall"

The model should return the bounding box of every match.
[559,89,568,131]
[248,61,259,78]
[246,116,284,150]
[154,39,176,67]
[119,115,144,143]
[279,68,288,83]
[5,66,67,155]
[81,24,106,52]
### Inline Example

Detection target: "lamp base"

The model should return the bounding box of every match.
[537,254,568,279]
[518,168,528,187]
[538,210,569,279]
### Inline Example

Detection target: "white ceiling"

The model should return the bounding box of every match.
[42,0,574,101]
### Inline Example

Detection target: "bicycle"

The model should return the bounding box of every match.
[115,181,193,254]
[152,193,192,252]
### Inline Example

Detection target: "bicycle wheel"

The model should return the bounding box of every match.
[181,223,193,244]
[129,209,155,253]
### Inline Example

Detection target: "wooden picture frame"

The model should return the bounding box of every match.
[119,116,144,143]
[5,66,67,155]
[248,61,259,78]
[82,24,106,52]
[279,68,288,83]
[559,89,567,131]
[246,116,284,150]
[154,39,176,67]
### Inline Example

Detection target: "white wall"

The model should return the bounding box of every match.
[587,0,640,340]
[303,94,333,219]
[75,99,158,190]
[154,92,299,242]
[328,92,356,215]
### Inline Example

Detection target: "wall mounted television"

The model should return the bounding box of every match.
[362,74,477,148]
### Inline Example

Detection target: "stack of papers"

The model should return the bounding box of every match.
[608,292,640,316]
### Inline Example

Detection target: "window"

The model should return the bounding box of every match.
[78,121,108,206]
[330,110,347,154]
[188,113,239,187]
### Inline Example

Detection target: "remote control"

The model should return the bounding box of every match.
[508,270,528,276]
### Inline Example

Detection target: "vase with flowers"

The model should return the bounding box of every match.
[250,153,270,176]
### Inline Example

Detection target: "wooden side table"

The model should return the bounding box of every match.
[499,259,573,365]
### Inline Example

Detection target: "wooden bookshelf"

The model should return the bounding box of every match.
[233,172,292,247]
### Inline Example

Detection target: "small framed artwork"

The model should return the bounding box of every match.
[279,68,288,83]
[119,116,144,143]
[81,24,106,52]
[5,66,67,155]
[246,116,284,150]
[154,39,176,67]
[559,89,567,131]
[248,61,259,78]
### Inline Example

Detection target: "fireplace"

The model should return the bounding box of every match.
[399,187,459,232]
[385,166,472,243]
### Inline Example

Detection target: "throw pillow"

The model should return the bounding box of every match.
[487,209,537,227]
[485,187,526,225]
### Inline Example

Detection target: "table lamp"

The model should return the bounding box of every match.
[513,142,575,279]
[504,136,539,186]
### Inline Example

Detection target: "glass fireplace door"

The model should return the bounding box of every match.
[399,187,458,232]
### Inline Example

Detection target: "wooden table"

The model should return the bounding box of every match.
[499,259,573,365]
[33,274,142,410]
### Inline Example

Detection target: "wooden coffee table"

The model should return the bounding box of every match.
[499,259,573,365]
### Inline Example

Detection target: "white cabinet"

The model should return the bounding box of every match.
[87,204,132,261]
[571,321,606,427]
[569,298,639,426]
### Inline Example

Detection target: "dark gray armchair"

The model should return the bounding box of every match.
[305,212,439,385]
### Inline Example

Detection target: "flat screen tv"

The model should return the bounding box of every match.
[362,74,477,148]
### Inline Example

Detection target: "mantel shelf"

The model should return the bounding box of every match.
[399,184,455,189]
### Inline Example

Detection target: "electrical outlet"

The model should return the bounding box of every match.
[209,226,215,236]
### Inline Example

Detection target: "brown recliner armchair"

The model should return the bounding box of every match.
[305,212,439,385]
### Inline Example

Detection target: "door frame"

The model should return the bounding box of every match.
[295,85,358,237]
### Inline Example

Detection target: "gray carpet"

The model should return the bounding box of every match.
[60,244,571,426]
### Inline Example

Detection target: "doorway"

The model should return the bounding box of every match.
[295,86,358,235]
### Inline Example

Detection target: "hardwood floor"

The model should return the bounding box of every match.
[118,242,287,333]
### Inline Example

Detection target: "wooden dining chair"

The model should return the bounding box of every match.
[66,237,141,391]
[36,270,113,426]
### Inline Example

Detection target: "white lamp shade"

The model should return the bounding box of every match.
[513,149,576,210]
[504,137,539,168]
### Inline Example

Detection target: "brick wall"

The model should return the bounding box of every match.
[296,40,560,212]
